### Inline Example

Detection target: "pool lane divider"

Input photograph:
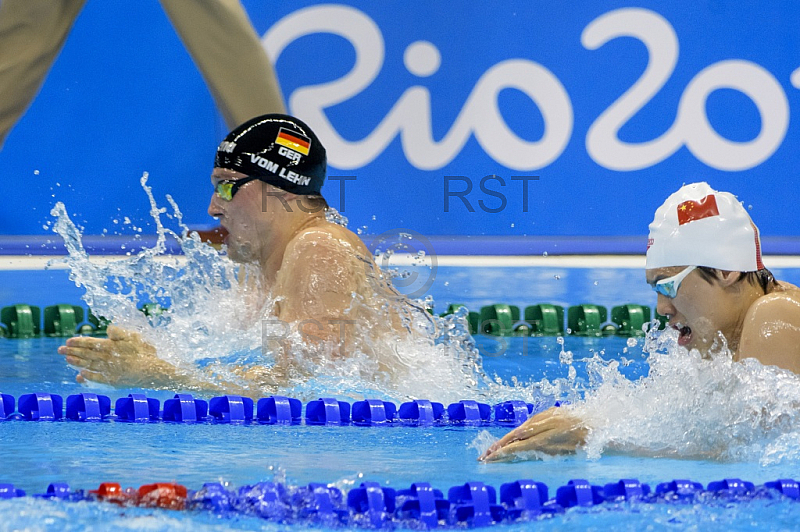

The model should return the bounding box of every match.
[0,392,559,426]
[0,302,667,339]
[1,478,799,528]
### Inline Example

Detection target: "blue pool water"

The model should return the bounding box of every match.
[1,263,800,530]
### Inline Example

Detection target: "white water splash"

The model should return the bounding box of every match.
[50,174,491,404]
[466,322,800,464]
[50,175,800,463]
[569,325,800,464]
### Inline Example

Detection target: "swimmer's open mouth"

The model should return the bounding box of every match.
[217,224,229,245]
[673,324,692,346]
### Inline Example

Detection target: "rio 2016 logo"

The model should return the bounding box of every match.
[263,6,800,172]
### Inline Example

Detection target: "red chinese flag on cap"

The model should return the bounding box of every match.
[676,194,720,225]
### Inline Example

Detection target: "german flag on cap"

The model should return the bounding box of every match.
[275,127,311,156]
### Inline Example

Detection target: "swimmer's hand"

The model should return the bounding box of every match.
[478,407,588,462]
[57,325,179,388]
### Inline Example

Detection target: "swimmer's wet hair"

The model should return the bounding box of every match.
[696,266,779,294]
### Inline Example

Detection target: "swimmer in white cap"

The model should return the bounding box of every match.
[645,182,800,365]
[480,182,800,462]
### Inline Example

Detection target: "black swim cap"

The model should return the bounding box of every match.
[214,114,326,195]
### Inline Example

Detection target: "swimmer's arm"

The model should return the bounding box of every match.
[478,407,588,462]
[738,294,800,374]
[58,325,273,398]
[58,325,212,390]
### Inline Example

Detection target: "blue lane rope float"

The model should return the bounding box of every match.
[395,483,450,527]
[397,400,445,424]
[18,393,63,421]
[1,477,799,528]
[347,482,396,528]
[65,393,111,421]
[493,401,529,426]
[0,394,13,418]
[352,399,397,425]
[257,396,302,424]
[305,398,351,425]
[500,480,558,519]
[448,482,505,526]
[115,394,160,422]
[0,392,558,427]
[162,394,208,422]
[447,401,492,424]
[209,395,254,422]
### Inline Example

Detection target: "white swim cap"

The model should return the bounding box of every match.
[646,182,764,271]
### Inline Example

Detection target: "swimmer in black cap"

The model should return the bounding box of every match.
[205,114,413,354]
[59,114,424,393]
[210,114,329,265]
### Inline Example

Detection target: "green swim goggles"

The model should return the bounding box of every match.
[652,265,696,298]
[214,175,261,201]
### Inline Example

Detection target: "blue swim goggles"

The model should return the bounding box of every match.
[652,266,696,298]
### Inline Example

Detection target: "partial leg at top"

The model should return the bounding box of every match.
[159,0,286,129]
[0,0,87,147]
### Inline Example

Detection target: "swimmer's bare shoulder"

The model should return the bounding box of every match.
[299,221,372,256]
[738,282,800,373]
[274,221,370,325]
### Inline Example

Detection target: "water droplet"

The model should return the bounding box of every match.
[626,337,638,348]
[542,251,548,257]
[593,281,599,286]
[510,223,515,228]
[554,274,561,280]
[33,170,40,175]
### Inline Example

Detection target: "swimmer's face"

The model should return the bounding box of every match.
[208,168,289,263]
[647,266,737,352]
